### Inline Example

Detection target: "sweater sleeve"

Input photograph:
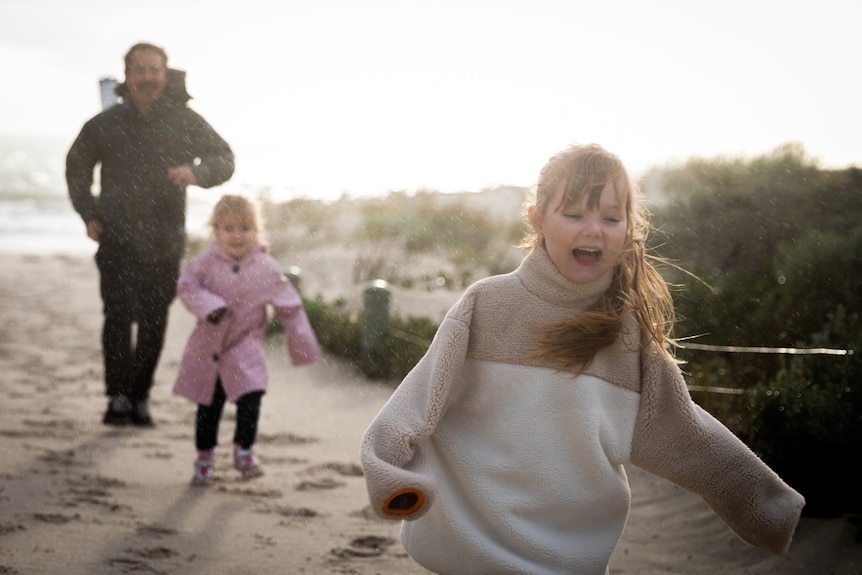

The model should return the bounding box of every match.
[269,270,321,367]
[177,253,227,320]
[360,292,474,521]
[630,344,805,554]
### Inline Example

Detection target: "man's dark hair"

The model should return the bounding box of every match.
[124,42,168,70]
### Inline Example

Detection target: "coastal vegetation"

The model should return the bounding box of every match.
[645,143,861,517]
[265,143,860,517]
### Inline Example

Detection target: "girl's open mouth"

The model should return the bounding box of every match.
[572,247,601,265]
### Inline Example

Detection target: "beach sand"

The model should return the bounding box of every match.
[1,253,859,574]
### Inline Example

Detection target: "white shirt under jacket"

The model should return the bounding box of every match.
[360,246,804,575]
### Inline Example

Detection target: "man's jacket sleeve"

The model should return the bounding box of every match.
[65,119,101,223]
[185,110,235,189]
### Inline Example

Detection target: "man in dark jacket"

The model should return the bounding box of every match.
[67,42,235,427]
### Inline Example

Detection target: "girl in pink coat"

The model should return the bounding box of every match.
[174,194,320,486]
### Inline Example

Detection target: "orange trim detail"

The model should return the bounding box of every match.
[383,488,425,516]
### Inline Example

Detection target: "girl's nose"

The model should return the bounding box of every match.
[582,216,601,236]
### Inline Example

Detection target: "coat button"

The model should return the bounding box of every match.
[212,353,220,362]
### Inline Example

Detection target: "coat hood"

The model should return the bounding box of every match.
[115,68,192,108]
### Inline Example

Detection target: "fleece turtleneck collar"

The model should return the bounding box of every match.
[517,245,612,310]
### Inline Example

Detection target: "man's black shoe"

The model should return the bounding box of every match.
[130,399,154,428]
[103,395,132,426]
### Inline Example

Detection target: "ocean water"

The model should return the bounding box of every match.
[0,135,231,256]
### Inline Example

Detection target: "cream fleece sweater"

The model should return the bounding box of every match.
[360,247,804,575]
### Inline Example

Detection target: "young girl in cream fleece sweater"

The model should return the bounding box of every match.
[360,144,804,575]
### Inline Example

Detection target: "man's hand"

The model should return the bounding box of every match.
[167,165,197,188]
[85,220,102,242]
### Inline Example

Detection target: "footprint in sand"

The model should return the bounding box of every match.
[129,440,174,462]
[330,535,397,559]
[135,524,178,539]
[260,454,308,465]
[293,461,363,491]
[141,450,173,461]
[38,448,84,467]
[125,546,179,559]
[66,473,126,490]
[62,473,129,512]
[105,557,166,574]
[295,477,346,491]
[257,431,319,445]
[302,462,364,477]
[32,512,82,525]
[251,532,277,549]
[0,522,27,536]
[215,485,284,499]
[349,505,385,521]
[254,503,318,518]
[3,418,82,440]
[63,487,117,511]
[64,486,126,512]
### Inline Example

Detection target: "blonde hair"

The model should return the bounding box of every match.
[524,144,675,370]
[209,194,265,239]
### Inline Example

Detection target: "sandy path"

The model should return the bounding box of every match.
[0,254,859,574]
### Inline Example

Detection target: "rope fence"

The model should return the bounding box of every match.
[678,342,854,395]
[677,342,853,356]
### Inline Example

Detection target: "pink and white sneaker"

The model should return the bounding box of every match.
[191,450,215,486]
[233,446,264,480]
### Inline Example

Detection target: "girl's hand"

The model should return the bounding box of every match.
[207,308,227,325]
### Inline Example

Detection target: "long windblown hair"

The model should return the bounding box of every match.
[523,144,675,371]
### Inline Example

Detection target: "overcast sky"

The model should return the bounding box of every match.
[2,0,860,200]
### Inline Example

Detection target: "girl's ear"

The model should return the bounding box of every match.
[528,205,542,236]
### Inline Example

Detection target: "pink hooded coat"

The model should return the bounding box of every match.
[173,242,320,405]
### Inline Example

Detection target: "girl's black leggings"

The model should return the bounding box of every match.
[195,378,263,451]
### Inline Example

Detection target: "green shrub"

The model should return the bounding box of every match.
[304,296,362,362]
[647,149,862,517]
[267,295,438,382]
[747,309,861,517]
[354,190,521,283]
[359,314,439,380]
